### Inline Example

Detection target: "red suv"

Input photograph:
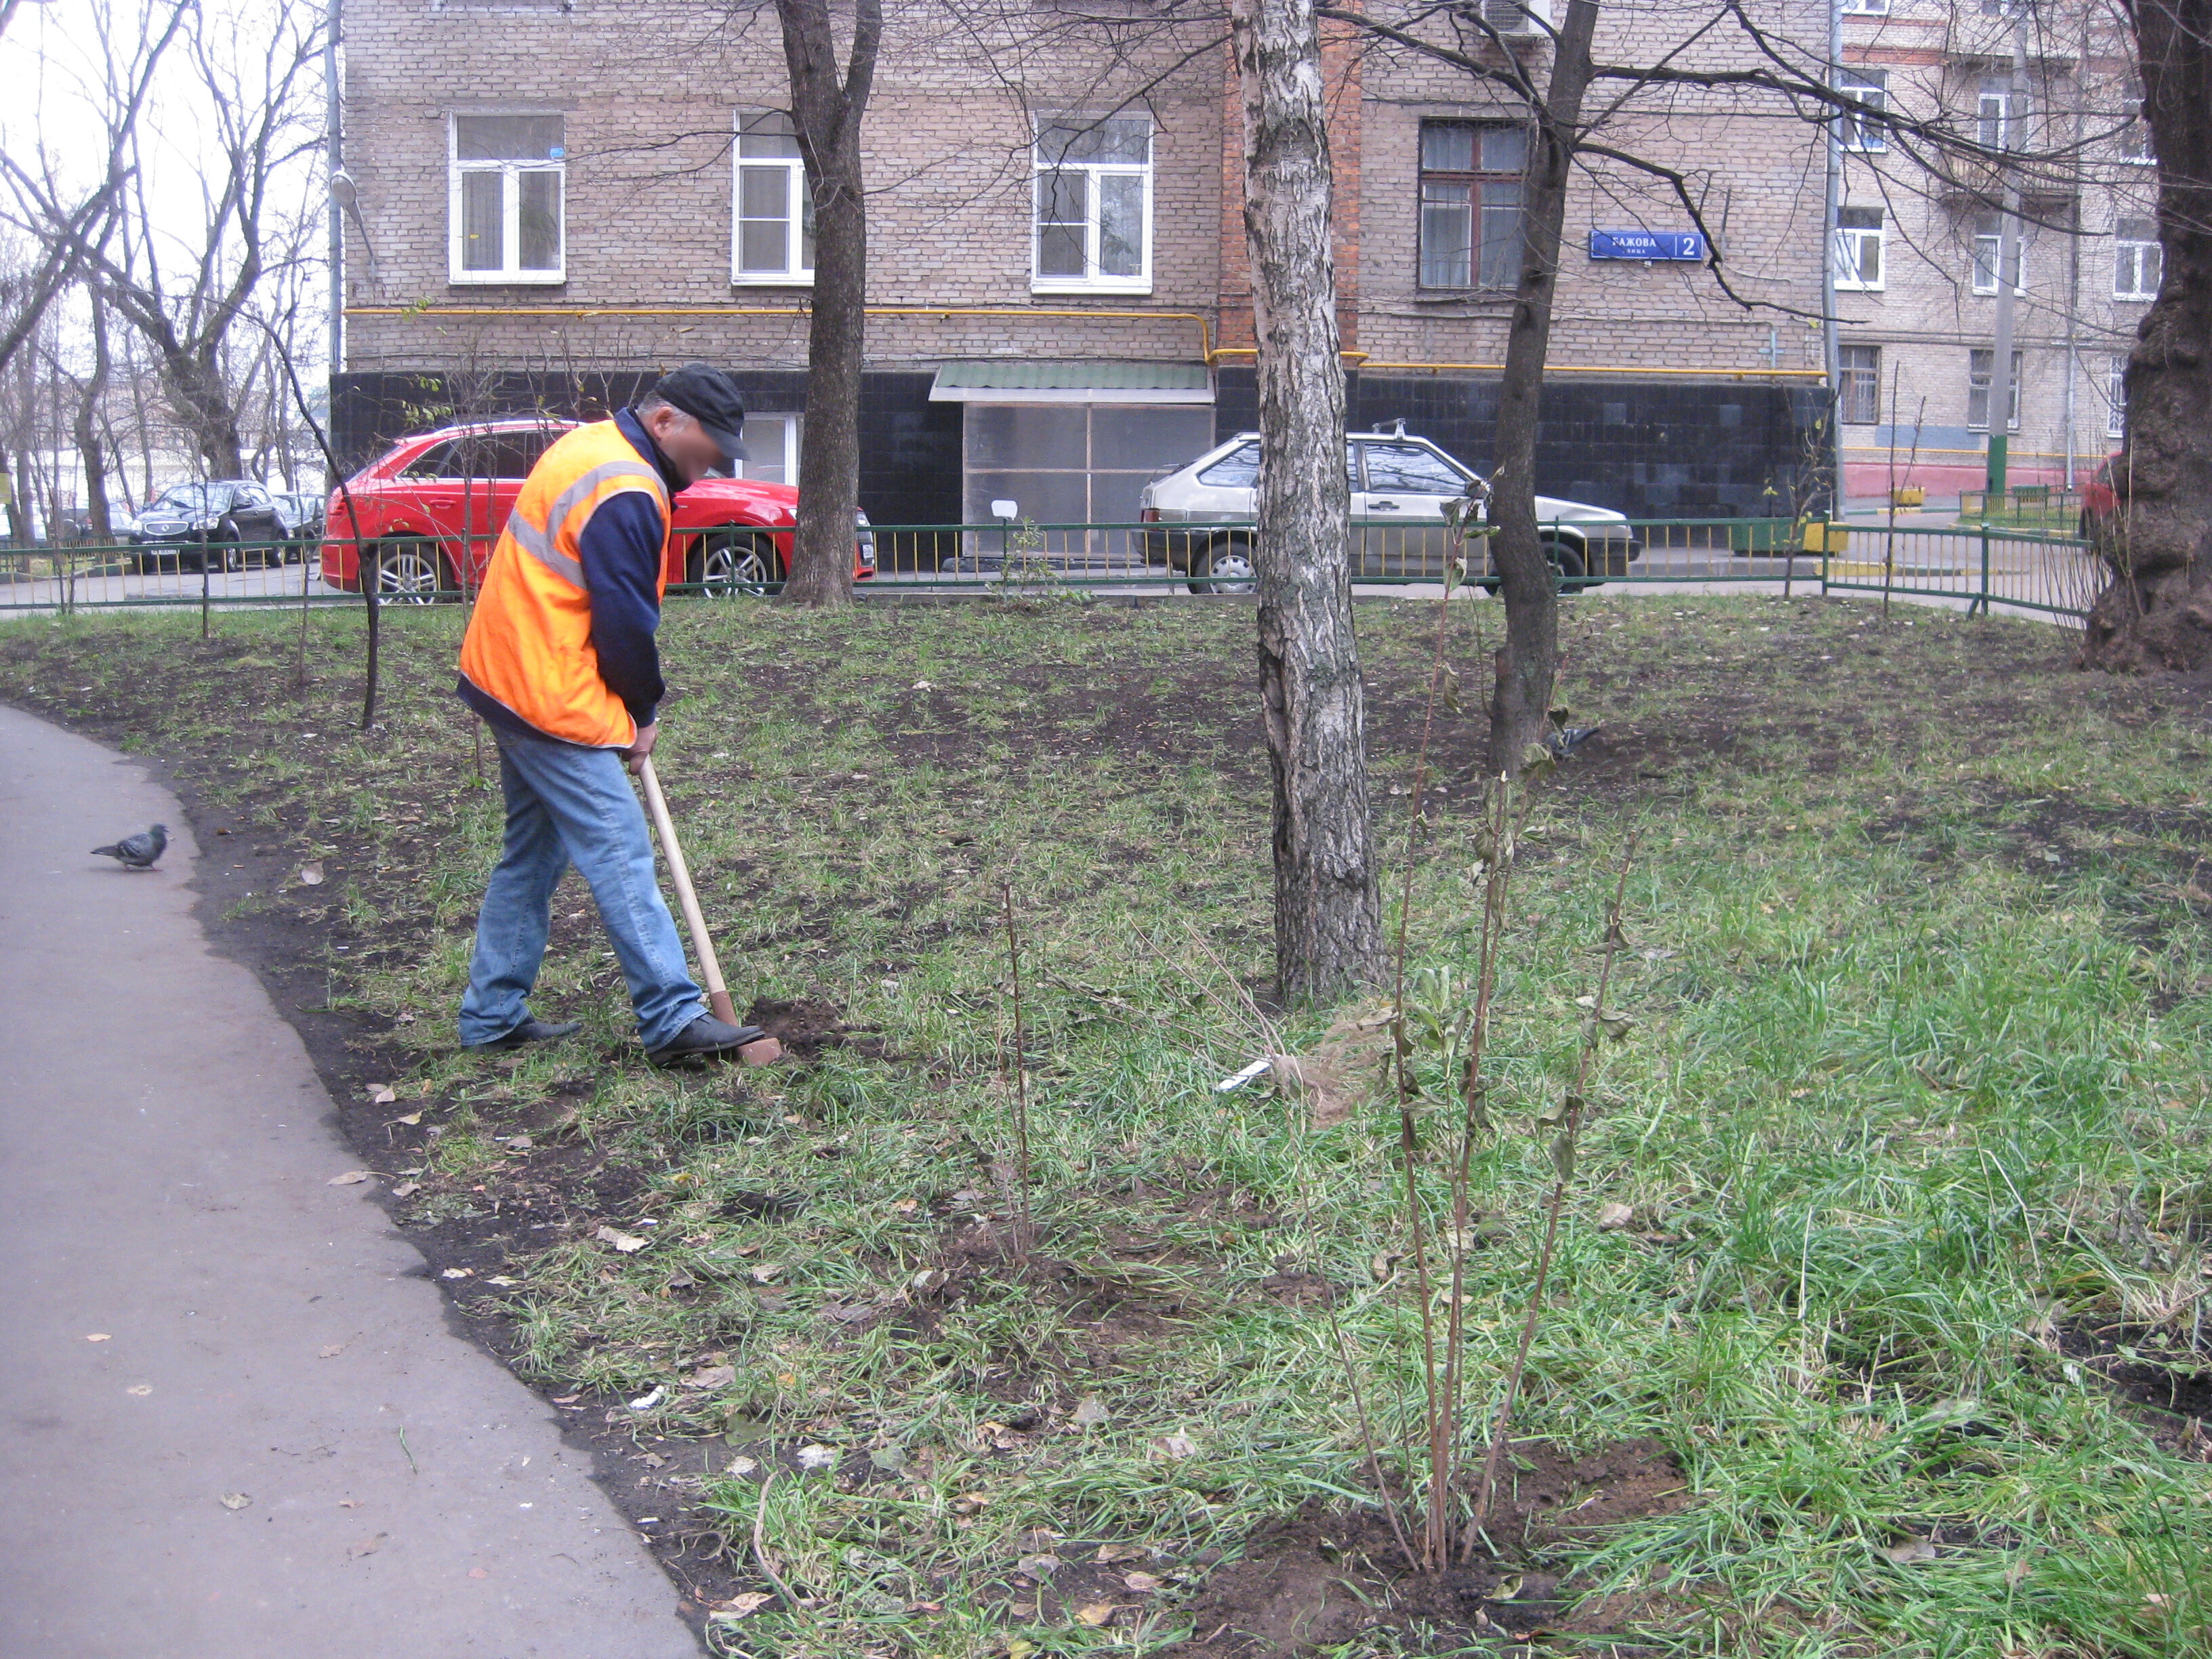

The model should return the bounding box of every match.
[321,419,874,599]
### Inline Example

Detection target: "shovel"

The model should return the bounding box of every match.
[637,756,781,1065]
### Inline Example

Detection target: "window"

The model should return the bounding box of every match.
[1839,344,1881,424]
[1419,123,1526,289]
[1194,441,1362,493]
[733,112,813,285]
[1977,80,2013,152]
[1840,0,1887,14]
[1967,348,2022,432]
[2119,110,2154,163]
[1359,441,1471,494]
[738,415,802,484]
[1839,69,1888,152]
[1969,209,2025,295]
[1835,205,1885,290]
[449,114,564,283]
[2106,354,2128,438]
[1032,117,1152,293]
[2114,216,2162,300]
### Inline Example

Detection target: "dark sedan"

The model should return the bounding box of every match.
[127,482,292,572]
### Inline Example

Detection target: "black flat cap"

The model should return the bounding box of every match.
[647,363,747,468]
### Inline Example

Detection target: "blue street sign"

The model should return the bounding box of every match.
[1589,228,1706,262]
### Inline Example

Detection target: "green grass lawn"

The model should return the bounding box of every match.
[4,592,2209,1658]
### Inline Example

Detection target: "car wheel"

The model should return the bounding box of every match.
[1189,539,1257,596]
[372,540,449,604]
[691,530,781,598]
[1545,541,1589,596]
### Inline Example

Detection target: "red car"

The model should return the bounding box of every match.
[2078,452,2122,539]
[320,418,874,600]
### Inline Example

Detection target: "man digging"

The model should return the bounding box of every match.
[453,363,764,1065]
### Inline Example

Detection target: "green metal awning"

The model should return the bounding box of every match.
[928,360,1213,405]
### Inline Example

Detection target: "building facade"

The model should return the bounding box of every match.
[1833,0,2152,499]
[330,0,1848,529]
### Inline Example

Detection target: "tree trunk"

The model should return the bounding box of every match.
[73,296,115,542]
[2078,0,2212,669]
[1487,0,1599,775]
[1231,0,1385,1001]
[774,0,879,609]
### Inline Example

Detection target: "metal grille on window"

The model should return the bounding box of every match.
[1839,344,1881,425]
[1967,348,2022,432]
[1418,123,1525,290]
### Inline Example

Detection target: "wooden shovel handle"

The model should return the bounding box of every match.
[636,756,740,1028]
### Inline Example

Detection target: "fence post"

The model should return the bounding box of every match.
[1974,520,1990,617]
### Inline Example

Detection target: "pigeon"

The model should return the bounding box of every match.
[91,823,167,869]
[1544,725,1602,760]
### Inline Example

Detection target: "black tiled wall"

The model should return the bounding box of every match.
[1214,367,1832,518]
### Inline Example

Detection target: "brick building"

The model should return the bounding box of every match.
[332,0,1839,528]
[1832,0,2152,500]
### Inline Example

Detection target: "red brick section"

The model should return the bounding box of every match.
[1216,22,1366,359]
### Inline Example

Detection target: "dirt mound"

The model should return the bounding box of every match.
[1172,1438,1689,1658]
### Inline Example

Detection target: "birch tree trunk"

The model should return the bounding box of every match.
[1486,0,1599,775]
[774,0,879,609]
[2078,0,2212,669]
[1231,0,1384,1000]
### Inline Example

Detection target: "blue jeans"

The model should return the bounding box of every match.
[459,724,705,1050]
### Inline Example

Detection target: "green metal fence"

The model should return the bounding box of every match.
[0,516,2106,623]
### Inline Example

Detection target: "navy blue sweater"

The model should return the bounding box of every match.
[459,407,681,743]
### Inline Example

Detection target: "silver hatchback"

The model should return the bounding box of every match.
[1136,428,1641,594]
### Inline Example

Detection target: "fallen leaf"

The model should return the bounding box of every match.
[85,1332,110,1343]
[485,1274,520,1287]
[1885,1537,1938,1564]
[749,1262,783,1282]
[710,1592,775,1621]
[219,1491,252,1511]
[126,1384,152,1396]
[440,1267,473,1280]
[893,1197,919,1213]
[1094,1542,1146,1563]
[1073,1602,1117,1627]
[726,1455,759,1475]
[685,1364,737,1391]
[796,1443,839,1471]
[367,1085,396,1105]
[327,1170,374,1187]
[628,1385,666,1412]
[318,1343,346,1359]
[347,1536,382,1559]
[910,1268,949,1293]
[1595,1202,1635,1231]
[298,861,324,886]
[597,1226,648,1254]
[1152,1432,1198,1460]
[1070,1395,1109,1427]
[1124,1570,1162,1593]
[393,1111,422,1127]
[1015,1553,1061,1580]
[389,1181,420,1199]
[1007,1642,1035,1659]
[869,1444,907,1473]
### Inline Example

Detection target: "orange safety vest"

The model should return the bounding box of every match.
[458,421,670,749]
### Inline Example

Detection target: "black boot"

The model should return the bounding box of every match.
[466,1017,581,1053]
[647,1014,766,1067]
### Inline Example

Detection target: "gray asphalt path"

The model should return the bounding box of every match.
[0,705,700,1659]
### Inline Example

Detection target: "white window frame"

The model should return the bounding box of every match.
[731,112,814,287]
[1969,212,2025,295]
[1977,89,2011,153]
[1967,348,2022,433]
[1834,206,1885,292]
[1839,69,1888,152]
[738,413,802,484]
[447,111,566,286]
[2113,219,2162,301]
[1840,0,1887,14]
[2118,112,2154,164]
[2106,354,2127,438]
[1031,117,1154,296]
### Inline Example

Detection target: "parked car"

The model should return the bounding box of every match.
[319,419,875,601]
[1136,428,1641,594]
[274,491,326,547]
[126,481,293,571]
[2078,452,2122,540]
